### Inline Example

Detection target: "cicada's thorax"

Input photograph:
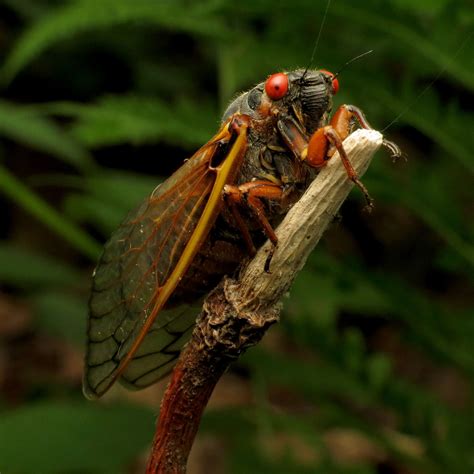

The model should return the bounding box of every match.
[170,70,335,304]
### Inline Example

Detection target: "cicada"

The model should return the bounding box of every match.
[83,68,400,399]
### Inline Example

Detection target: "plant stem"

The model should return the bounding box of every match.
[146,129,383,473]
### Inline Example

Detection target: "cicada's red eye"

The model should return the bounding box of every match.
[320,69,339,95]
[265,72,289,100]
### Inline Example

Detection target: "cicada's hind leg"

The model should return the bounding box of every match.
[223,180,284,271]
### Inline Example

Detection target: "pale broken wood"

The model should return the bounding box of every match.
[201,128,383,351]
[146,128,383,474]
[231,128,383,312]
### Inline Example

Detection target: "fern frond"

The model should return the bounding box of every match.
[39,95,217,148]
[1,0,227,84]
[0,163,101,259]
[0,100,93,171]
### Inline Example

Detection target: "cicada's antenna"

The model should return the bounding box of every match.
[382,30,473,132]
[333,49,374,79]
[302,0,332,81]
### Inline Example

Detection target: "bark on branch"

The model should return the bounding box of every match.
[146,129,383,473]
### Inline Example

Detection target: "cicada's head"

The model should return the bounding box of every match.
[222,69,339,135]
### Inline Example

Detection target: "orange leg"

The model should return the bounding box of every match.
[306,104,374,167]
[279,105,378,208]
[223,180,283,256]
[331,104,401,159]
[309,125,373,208]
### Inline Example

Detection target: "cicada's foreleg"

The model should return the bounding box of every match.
[278,107,374,208]
[223,180,283,265]
[308,125,373,208]
[335,105,402,160]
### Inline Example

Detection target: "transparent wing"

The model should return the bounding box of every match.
[84,139,219,398]
[119,302,201,390]
[83,119,248,398]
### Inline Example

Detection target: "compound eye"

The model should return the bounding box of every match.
[320,69,339,95]
[265,72,289,100]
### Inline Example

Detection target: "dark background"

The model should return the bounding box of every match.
[0,0,473,473]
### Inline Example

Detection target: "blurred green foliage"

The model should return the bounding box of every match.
[0,0,472,473]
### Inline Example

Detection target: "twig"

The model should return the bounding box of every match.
[146,129,383,473]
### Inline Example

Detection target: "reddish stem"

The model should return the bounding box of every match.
[145,332,231,473]
[145,282,276,473]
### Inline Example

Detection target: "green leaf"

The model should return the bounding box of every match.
[64,193,127,236]
[330,3,474,91]
[0,401,154,474]
[40,95,216,148]
[293,253,474,374]
[0,243,82,288]
[390,0,450,15]
[366,167,474,267]
[63,170,160,235]
[342,329,366,375]
[373,87,474,175]
[369,272,474,373]
[1,0,227,84]
[289,251,390,325]
[0,164,101,260]
[242,348,373,406]
[85,171,158,209]
[0,0,49,20]
[287,271,340,328]
[366,354,392,392]
[0,101,93,171]
[30,291,88,347]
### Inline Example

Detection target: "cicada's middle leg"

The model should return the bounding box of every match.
[223,180,284,271]
[223,180,283,252]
